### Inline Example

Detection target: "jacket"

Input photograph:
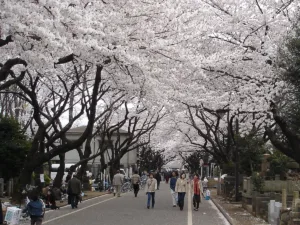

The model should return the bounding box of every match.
[175,178,188,193]
[113,173,124,186]
[131,174,140,184]
[26,199,44,217]
[170,177,177,191]
[191,180,203,195]
[145,178,157,193]
[68,177,82,195]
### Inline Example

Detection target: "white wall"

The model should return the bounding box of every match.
[62,133,137,168]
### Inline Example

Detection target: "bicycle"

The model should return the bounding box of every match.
[121,182,132,193]
[139,178,147,190]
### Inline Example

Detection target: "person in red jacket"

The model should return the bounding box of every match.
[191,174,203,211]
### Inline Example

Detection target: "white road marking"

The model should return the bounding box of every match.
[43,196,115,224]
[188,185,193,225]
[208,199,231,225]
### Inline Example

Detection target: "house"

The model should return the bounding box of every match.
[52,126,138,177]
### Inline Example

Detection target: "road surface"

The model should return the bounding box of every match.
[23,183,230,225]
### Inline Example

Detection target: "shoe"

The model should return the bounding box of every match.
[173,205,176,207]
[180,207,183,211]
[147,206,150,209]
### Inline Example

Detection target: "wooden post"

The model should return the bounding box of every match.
[282,189,287,210]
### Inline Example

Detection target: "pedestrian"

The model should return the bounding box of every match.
[113,170,124,197]
[45,189,59,210]
[191,174,203,211]
[155,171,161,190]
[175,173,188,211]
[145,172,157,209]
[165,172,170,184]
[24,193,45,225]
[68,174,82,209]
[170,171,178,207]
[131,170,141,197]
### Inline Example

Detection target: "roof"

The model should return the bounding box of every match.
[67,126,128,134]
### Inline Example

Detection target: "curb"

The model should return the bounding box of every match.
[210,196,235,225]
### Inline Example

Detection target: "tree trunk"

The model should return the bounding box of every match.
[34,165,44,193]
[53,154,65,188]
[109,160,121,181]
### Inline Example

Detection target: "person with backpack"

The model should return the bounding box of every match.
[24,193,45,225]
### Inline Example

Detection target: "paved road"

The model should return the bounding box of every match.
[23,183,229,225]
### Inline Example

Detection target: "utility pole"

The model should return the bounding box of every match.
[235,118,239,202]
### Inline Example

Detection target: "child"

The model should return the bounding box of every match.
[24,194,45,225]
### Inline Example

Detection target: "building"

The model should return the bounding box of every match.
[52,126,138,177]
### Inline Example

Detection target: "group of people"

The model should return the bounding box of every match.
[113,169,206,211]
[170,172,204,211]
[23,173,82,225]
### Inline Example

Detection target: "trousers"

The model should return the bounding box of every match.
[147,192,155,207]
[170,189,178,205]
[30,217,43,225]
[70,194,79,208]
[177,192,186,209]
[115,185,121,197]
[133,184,139,197]
[193,194,201,209]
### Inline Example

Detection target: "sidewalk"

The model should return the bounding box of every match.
[210,189,268,225]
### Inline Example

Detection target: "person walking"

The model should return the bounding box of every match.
[131,170,141,197]
[155,171,161,190]
[24,193,45,225]
[145,172,157,209]
[170,171,178,207]
[175,173,188,211]
[68,174,82,209]
[113,170,124,197]
[191,174,203,211]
